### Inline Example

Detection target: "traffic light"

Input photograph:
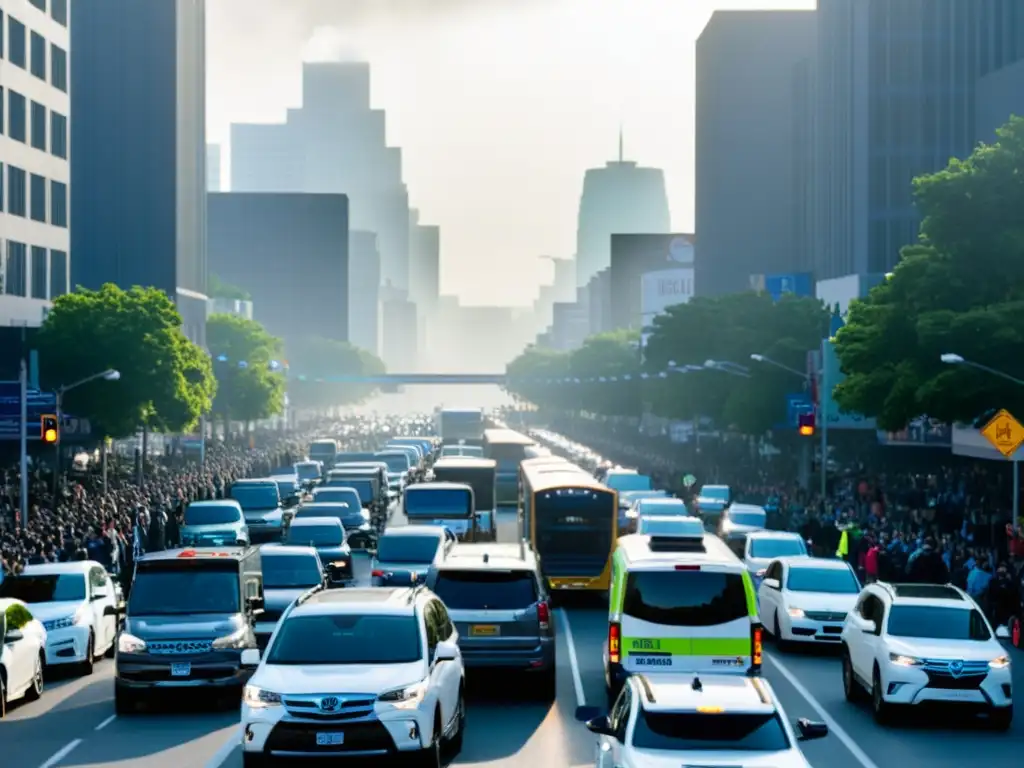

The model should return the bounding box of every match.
[797,412,815,437]
[41,414,59,444]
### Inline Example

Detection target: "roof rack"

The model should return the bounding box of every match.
[648,533,706,553]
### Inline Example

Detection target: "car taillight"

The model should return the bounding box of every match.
[371,569,385,578]
[537,601,550,630]
[752,624,763,670]
[608,621,621,664]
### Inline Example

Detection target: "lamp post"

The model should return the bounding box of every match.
[751,353,817,491]
[53,369,121,500]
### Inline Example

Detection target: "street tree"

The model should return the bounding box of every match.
[36,284,216,438]
[207,314,286,426]
[505,345,572,408]
[834,115,1024,429]
[286,337,387,410]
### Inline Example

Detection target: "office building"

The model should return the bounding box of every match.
[380,283,416,372]
[408,209,440,316]
[70,0,208,343]
[231,61,411,292]
[587,268,612,336]
[609,234,695,330]
[207,143,221,191]
[695,11,815,296]
[0,0,71,327]
[349,229,381,356]
[812,0,1024,280]
[575,135,670,287]
[977,58,1024,141]
[208,192,349,346]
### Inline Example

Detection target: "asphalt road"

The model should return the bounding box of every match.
[7,505,1023,768]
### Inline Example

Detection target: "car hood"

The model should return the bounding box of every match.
[264,588,312,614]
[886,637,1005,662]
[254,660,425,696]
[126,612,242,640]
[30,600,86,621]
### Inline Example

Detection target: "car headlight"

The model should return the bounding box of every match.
[787,607,805,618]
[990,655,1011,669]
[118,633,148,654]
[377,679,428,710]
[625,508,639,519]
[243,685,282,708]
[211,628,249,650]
[889,653,924,667]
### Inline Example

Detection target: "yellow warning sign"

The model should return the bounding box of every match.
[980,409,1024,458]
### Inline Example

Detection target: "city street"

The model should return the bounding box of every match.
[6,507,1021,768]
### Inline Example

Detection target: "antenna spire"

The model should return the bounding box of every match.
[618,125,624,162]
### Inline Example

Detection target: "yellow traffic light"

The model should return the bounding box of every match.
[41,414,59,444]
[797,413,815,437]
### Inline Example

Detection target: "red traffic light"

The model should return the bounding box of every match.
[797,412,815,437]
[41,414,59,443]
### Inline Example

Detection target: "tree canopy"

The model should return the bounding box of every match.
[36,284,216,438]
[208,274,251,301]
[506,292,828,434]
[286,337,387,409]
[833,115,1024,430]
[207,314,286,424]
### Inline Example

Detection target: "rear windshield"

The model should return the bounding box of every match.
[263,554,322,589]
[313,488,360,505]
[886,606,991,641]
[268,615,421,664]
[623,571,748,626]
[0,574,87,603]
[486,444,531,471]
[405,489,472,517]
[433,570,537,610]
[632,710,789,751]
[376,453,410,472]
[286,525,343,547]
[606,474,652,492]
[377,535,440,564]
[787,568,859,594]
[230,484,279,510]
[295,504,352,520]
[749,538,806,559]
[184,505,241,526]
[295,463,321,481]
[728,511,766,527]
[338,479,374,503]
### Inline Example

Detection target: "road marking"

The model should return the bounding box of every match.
[766,652,881,768]
[94,714,116,731]
[556,608,586,707]
[38,739,81,768]
[204,725,242,768]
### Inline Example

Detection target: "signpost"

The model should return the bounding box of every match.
[980,409,1024,530]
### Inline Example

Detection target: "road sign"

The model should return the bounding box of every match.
[0,382,59,440]
[980,409,1024,458]
[786,392,814,427]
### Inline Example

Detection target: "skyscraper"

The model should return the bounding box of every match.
[70,0,208,343]
[575,134,670,287]
[695,10,816,295]
[349,230,382,356]
[207,144,222,191]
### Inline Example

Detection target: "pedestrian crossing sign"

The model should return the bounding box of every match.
[980,409,1024,458]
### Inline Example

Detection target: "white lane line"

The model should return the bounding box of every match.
[204,725,242,768]
[94,714,117,732]
[556,608,586,707]
[766,652,881,768]
[38,739,81,768]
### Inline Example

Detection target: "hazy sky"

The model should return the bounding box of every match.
[207,0,813,306]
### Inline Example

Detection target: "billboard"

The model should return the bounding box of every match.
[609,233,695,330]
[749,272,813,301]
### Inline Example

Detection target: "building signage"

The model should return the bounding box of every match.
[640,268,694,316]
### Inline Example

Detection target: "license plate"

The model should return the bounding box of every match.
[632,655,672,667]
[471,624,499,637]
[170,663,191,677]
[316,732,344,746]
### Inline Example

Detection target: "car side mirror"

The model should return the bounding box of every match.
[859,618,877,634]
[4,629,24,643]
[584,715,612,736]
[762,577,780,590]
[240,648,261,667]
[797,718,828,741]
[434,640,458,663]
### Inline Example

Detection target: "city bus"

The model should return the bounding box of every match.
[520,465,617,592]
[517,455,586,533]
[436,408,485,446]
[483,428,541,506]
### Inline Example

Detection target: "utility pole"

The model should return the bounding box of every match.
[19,355,29,528]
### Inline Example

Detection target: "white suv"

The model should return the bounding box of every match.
[841,582,1012,728]
[239,585,466,766]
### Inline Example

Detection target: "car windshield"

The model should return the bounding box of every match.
[0,574,87,602]
[286,525,343,547]
[405,489,472,517]
[267,615,421,664]
[339,479,373,503]
[275,480,299,497]
[128,569,240,615]
[728,511,766,527]
[623,571,748,626]
[230,484,279,510]
[376,453,410,472]
[297,504,353,520]
[295,463,321,481]
[750,538,806,559]
[631,710,790,751]
[263,554,322,588]
[184,505,241,526]
[377,535,440,564]
[433,570,537,610]
[887,606,992,640]
[787,567,859,593]
[607,474,652,492]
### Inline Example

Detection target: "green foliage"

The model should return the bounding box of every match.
[506,293,828,434]
[37,284,216,438]
[207,314,286,423]
[286,337,387,409]
[833,115,1024,429]
[5,602,34,631]
[208,274,251,301]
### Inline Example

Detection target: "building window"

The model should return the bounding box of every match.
[30,246,47,300]
[50,250,67,297]
[50,44,67,92]
[30,31,46,80]
[30,101,46,150]
[8,166,26,217]
[0,163,4,212]
[8,90,26,142]
[50,180,67,227]
[0,10,4,59]
[50,111,67,158]
[0,87,4,135]
[8,17,26,68]
[29,0,46,12]
[5,242,28,297]
[52,0,67,27]
[30,174,46,222]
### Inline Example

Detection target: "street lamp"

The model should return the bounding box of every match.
[53,369,121,498]
[703,360,751,378]
[751,353,819,493]
[750,353,807,379]
[940,353,1024,387]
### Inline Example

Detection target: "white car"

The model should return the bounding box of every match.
[578,672,828,767]
[841,582,1013,728]
[759,557,859,647]
[239,585,466,766]
[743,532,808,578]
[4,562,120,674]
[0,597,47,716]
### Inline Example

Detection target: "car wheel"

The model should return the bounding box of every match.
[80,633,95,676]
[989,705,1013,731]
[871,666,892,724]
[0,672,6,718]
[414,714,443,768]
[25,653,44,701]
[445,687,466,756]
[842,649,862,702]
